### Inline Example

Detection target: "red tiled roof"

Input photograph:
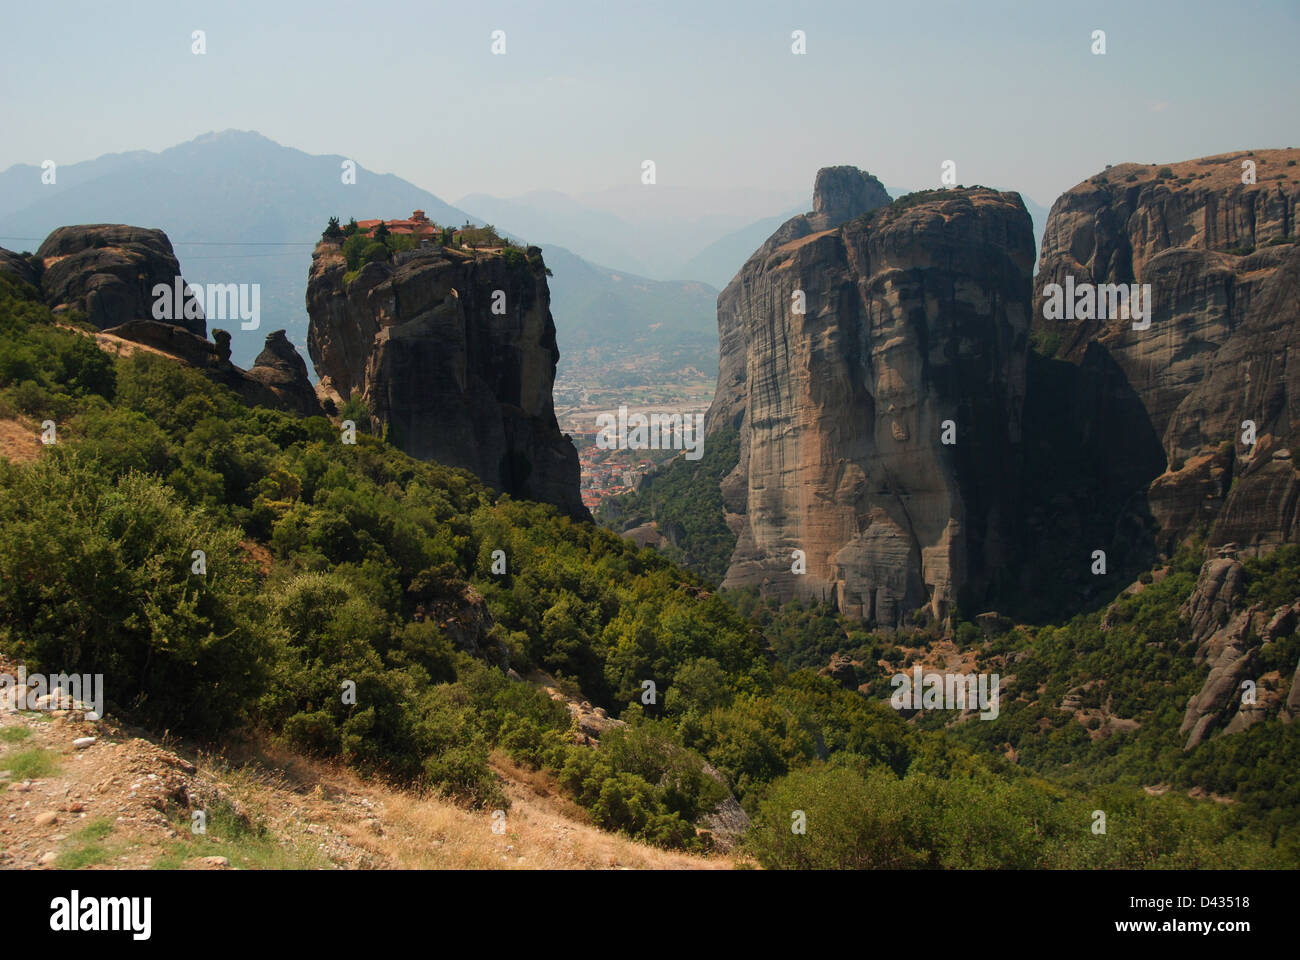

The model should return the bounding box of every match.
[354,212,439,237]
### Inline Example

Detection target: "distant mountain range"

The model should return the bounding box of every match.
[674,210,804,288]
[0,131,1052,373]
[0,131,719,372]
[458,185,809,286]
[462,184,1052,288]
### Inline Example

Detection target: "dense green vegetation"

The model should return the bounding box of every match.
[595,425,739,584]
[748,762,1278,869]
[0,274,113,422]
[340,229,419,274]
[0,270,1294,867]
[724,545,1300,865]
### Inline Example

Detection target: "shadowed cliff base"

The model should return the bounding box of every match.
[994,345,1164,622]
[1033,149,1300,561]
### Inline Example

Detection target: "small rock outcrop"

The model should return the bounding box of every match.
[1181,554,1247,647]
[1288,660,1300,719]
[1178,550,1300,747]
[100,320,321,417]
[408,571,503,667]
[708,169,1035,628]
[818,652,860,690]
[306,240,587,520]
[35,225,205,336]
[244,329,321,416]
[1180,600,1261,749]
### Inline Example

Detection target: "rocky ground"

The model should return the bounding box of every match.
[0,658,736,871]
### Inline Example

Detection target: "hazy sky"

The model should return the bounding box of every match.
[2,0,1297,210]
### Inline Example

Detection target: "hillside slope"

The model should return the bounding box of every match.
[2,233,1295,870]
[0,661,730,870]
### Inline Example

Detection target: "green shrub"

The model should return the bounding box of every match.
[387,234,418,255]
[0,456,269,735]
[2,260,1293,863]
[1031,329,1062,358]
[338,392,370,431]
[74,406,173,477]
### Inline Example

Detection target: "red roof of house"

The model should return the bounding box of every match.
[355,211,438,237]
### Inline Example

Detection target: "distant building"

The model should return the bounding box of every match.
[357,210,438,240]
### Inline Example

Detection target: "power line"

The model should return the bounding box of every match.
[0,235,316,245]
[181,252,313,260]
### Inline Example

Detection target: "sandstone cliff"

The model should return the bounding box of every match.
[1034,150,1300,556]
[35,225,206,336]
[1032,151,1300,748]
[708,169,1035,628]
[306,240,587,520]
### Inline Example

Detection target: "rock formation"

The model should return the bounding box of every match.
[1033,150,1300,556]
[1177,548,1299,748]
[0,248,38,287]
[306,240,587,520]
[708,167,892,436]
[35,225,206,336]
[4,225,319,417]
[707,169,1036,628]
[243,329,322,416]
[102,320,322,417]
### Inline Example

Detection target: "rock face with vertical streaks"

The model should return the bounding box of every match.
[306,240,587,520]
[708,170,1035,628]
[1033,150,1300,556]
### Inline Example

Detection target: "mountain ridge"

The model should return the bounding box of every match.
[0,131,717,374]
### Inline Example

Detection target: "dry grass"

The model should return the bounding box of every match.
[54,321,181,363]
[0,418,41,464]
[358,754,736,870]
[204,741,737,870]
[1,648,739,871]
[1098,148,1300,192]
